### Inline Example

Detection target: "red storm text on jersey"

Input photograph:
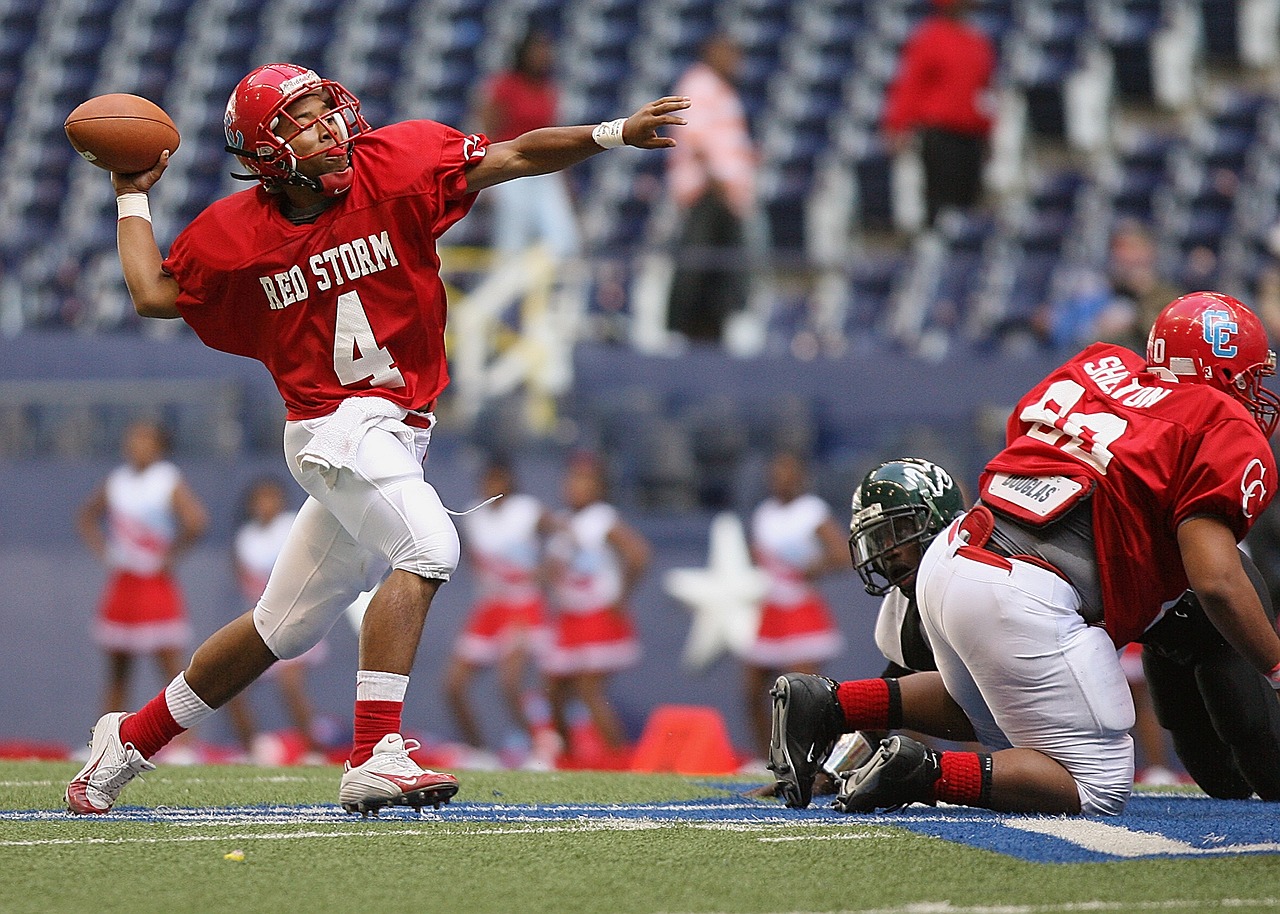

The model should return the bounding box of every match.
[980,342,1277,647]
[163,120,489,419]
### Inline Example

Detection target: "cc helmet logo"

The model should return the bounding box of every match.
[1241,457,1268,519]
[1202,309,1239,359]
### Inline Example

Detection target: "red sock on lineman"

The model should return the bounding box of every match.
[119,673,215,758]
[350,670,410,766]
[835,678,902,731]
[935,751,994,806]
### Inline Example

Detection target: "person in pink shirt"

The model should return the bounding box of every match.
[666,32,758,342]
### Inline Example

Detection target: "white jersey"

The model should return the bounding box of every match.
[875,589,923,670]
[549,502,622,614]
[460,493,544,604]
[751,493,830,606]
[105,460,181,575]
[235,511,298,600]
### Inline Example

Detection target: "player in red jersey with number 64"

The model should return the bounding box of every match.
[771,292,1280,817]
[65,62,688,816]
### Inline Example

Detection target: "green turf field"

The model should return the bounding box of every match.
[1,761,1277,914]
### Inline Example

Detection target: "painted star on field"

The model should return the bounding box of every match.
[663,512,766,671]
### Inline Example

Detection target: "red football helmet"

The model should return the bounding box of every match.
[1146,291,1280,437]
[223,63,369,196]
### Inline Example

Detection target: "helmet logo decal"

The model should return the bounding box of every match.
[899,462,952,500]
[1241,458,1268,519]
[279,70,321,97]
[1203,309,1239,359]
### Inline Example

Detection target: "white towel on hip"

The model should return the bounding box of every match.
[295,396,416,488]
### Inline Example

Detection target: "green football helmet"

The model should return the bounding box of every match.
[849,458,965,596]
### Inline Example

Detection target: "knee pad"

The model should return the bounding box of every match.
[362,477,460,581]
[1067,732,1134,816]
[388,510,460,581]
[1075,772,1132,817]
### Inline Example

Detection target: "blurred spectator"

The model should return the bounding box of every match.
[77,420,207,720]
[543,453,651,762]
[882,0,996,228]
[1039,219,1181,352]
[1253,224,1280,341]
[743,452,848,760]
[443,460,555,768]
[474,29,581,260]
[224,477,329,765]
[665,32,759,343]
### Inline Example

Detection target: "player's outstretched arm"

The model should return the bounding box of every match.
[1178,516,1280,683]
[465,96,690,193]
[111,152,181,319]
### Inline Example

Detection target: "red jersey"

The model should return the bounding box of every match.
[482,71,558,141]
[882,17,995,137]
[980,343,1276,647]
[163,120,489,420]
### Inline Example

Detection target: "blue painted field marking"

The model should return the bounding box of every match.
[2,793,1276,862]
[886,795,1280,862]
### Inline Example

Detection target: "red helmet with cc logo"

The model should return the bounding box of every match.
[1146,291,1280,438]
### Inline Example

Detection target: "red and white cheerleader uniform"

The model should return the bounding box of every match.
[454,493,549,665]
[745,493,844,667]
[94,460,191,653]
[543,502,640,675]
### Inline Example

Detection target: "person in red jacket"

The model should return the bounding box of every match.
[881,0,996,226]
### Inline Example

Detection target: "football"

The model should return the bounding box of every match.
[64,93,180,173]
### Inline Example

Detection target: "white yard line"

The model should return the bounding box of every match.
[0,817,880,847]
[1003,817,1280,858]
[660,902,1280,914]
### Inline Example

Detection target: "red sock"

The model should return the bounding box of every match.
[350,700,403,766]
[935,751,992,806]
[836,679,892,730]
[119,693,185,759]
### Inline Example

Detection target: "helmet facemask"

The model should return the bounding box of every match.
[1228,353,1280,438]
[848,458,964,597]
[849,503,933,596]
[225,67,369,197]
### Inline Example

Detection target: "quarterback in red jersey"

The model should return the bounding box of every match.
[66,62,688,816]
[769,292,1280,818]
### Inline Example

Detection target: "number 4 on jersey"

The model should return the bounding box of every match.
[333,290,405,389]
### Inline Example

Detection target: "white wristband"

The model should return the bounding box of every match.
[1268,662,1280,690]
[116,193,151,223]
[592,118,627,149]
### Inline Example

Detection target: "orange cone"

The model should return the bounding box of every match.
[630,705,739,775]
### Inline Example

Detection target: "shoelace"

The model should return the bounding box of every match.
[376,739,428,775]
[89,745,152,795]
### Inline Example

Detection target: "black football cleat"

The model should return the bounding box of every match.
[767,673,845,809]
[832,735,941,813]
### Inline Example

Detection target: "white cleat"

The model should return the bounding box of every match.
[339,734,459,817]
[65,712,156,815]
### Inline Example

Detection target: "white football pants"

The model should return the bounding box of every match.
[252,413,459,660]
[916,517,1135,816]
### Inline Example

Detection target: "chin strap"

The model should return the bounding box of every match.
[225,144,353,197]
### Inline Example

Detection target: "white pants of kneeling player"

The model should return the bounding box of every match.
[252,415,460,661]
[916,525,1135,816]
